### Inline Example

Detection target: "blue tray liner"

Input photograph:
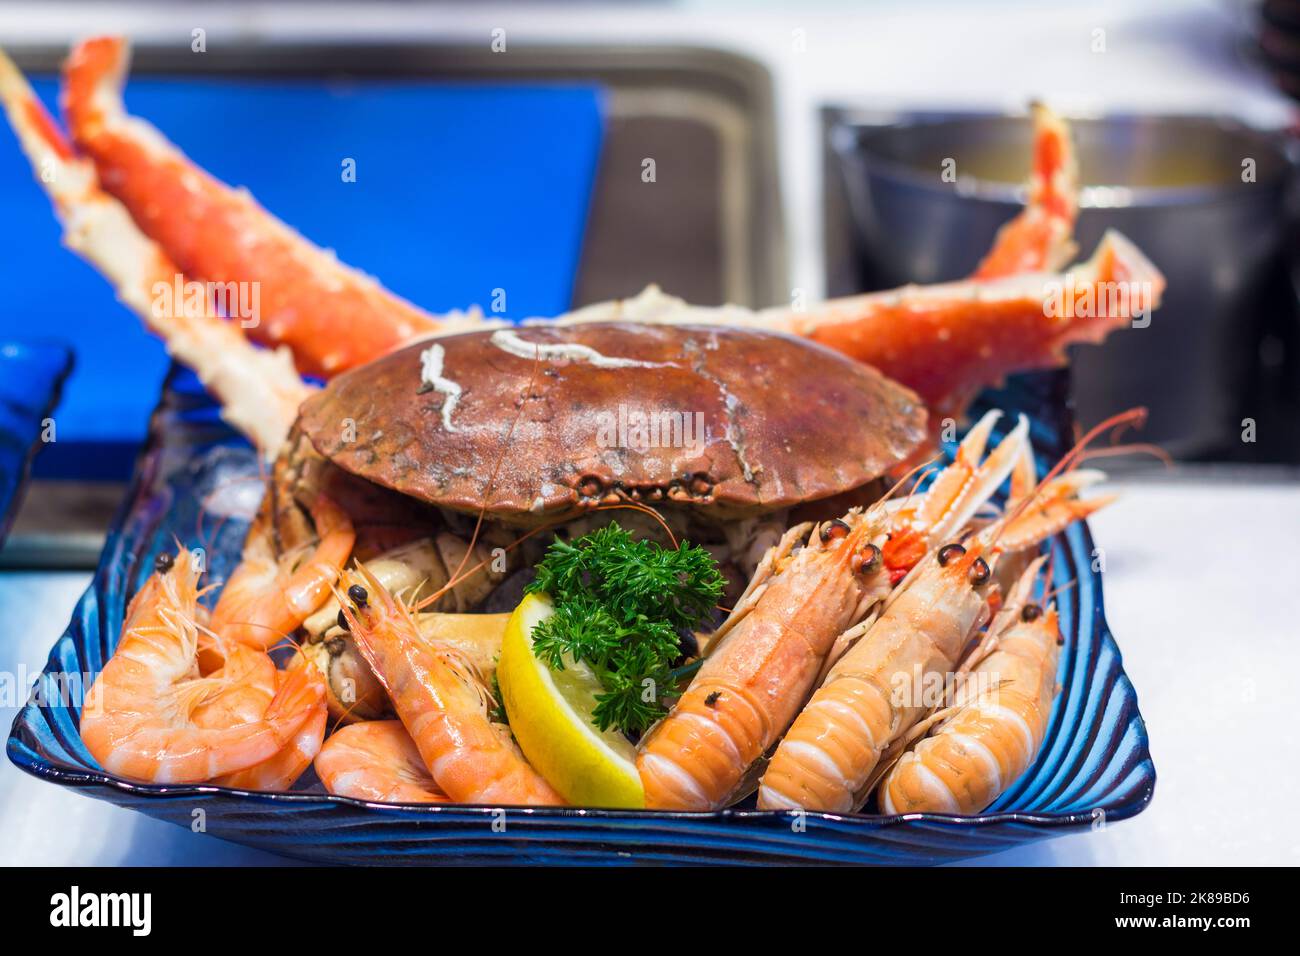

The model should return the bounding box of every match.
[0,75,605,478]
[0,341,73,541]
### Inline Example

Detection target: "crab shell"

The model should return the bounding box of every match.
[297,322,926,525]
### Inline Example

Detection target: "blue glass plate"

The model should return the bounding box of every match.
[6,366,1154,865]
[0,342,73,546]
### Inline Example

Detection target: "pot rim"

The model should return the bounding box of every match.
[831,111,1296,210]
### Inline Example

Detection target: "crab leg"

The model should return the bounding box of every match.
[61,36,472,378]
[970,102,1079,279]
[767,230,1162,421]
[6,38,1162,438]
[557,231,1163,423]
[0,48,309,455]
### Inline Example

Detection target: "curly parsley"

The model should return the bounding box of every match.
[524,522,724,736]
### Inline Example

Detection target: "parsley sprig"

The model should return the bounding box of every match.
[524,523,724,737]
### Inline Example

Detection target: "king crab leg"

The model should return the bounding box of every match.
[3,37,1164,444]
[970,102,1079,279]
[0,47,309,456]
[60,36,480,378]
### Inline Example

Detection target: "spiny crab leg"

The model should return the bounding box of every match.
[554,230,1164,423]
[767,229,1163,421]
[970,102,1079,279]
[0,48,309,456]
[61,36,479,379]
[5,37,1163,446]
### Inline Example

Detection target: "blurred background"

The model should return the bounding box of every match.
[2,1,1298,550]
[2,0,1298,565]
[0,0,1297,866]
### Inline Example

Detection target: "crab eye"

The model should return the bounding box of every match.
[820,518,851,543]
[1021,603,1043,622]
[690,474,714,497]
[968,557,991,587]
[937,543,966,566]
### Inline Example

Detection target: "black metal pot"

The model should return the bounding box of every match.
[833,113,1296,459]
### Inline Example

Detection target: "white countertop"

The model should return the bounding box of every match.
[2,473,1296,866]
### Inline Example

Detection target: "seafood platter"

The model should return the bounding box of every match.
[1,38,1155,865]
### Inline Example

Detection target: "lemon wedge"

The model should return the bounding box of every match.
[497,592,645,808]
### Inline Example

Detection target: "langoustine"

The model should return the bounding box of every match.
[635,413,1030,810]
[877,557,1061,815]
[755,442,1109,813]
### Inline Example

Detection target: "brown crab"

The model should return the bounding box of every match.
[275,321,925,720]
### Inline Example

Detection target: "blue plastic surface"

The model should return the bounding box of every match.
[0,342,72,543]
[0,75,604,478]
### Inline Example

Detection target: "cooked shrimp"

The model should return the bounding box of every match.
[80,550,323,784]
[316,720,448,804]
[756,449,1107,812]
[190,637,277,726]
[636,416,1028,811]
[338,563,564,806]
[188,637,328,792]
[878,559,1061,814]
[209,492,355,653]
[213,669,328,792]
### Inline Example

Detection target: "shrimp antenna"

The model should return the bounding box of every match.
[413,499,678,613]
[592,501,679,548]
[884,455,942,505]
[193,473,263,553]
[328,693,370,735]
[988,407,1147,551]
[1041,577,1077,606]
[1077,442,1173,469]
